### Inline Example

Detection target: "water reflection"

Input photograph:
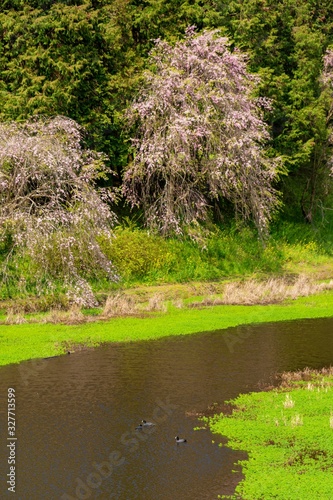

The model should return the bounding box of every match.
[0,317,332,499]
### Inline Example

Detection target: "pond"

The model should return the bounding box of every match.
[0,317,333,499]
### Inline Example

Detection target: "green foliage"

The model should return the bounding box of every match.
[99,225,284,285]
[3,220,333,306]
[1,0,333,225]
[271,220,333,255]
[128,0,222,48]
[215,0,333,222]
[1,0,333,303]
[0,0,221,172]
[99,227,172,280]
[0,1,129,169]
[101,220,333,286]
[2,290,333,365]
[208,372,333,499]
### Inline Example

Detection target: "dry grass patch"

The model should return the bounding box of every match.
[173,298,184,309]
[283,394,295,408]
[43,305,86,324]
[222,275,333,305]
[291,414,303,427]
[188,275,333,308]
[145,293,167,312]
[278,366,333,390]
[5,310,27,324]
[102,293,138,317]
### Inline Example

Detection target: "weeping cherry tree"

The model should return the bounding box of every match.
[0,116,117,305]
[124,27,282,237]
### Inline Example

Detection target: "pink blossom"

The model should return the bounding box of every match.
[124,28,282,236]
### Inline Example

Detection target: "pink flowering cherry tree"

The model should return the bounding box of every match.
[0,116,117,305]
[124,27,282,237]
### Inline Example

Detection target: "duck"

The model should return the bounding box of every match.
[141,420,155,427]
[175,436,187,443]
[135,424,143,430]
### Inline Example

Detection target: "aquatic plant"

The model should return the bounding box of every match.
[208,368,333,499]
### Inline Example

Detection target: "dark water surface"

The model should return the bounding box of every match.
[1,317,333,499]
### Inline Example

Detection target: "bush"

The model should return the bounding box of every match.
[100,225,284,284]
[99,228,173,281]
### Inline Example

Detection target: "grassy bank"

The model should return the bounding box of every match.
[1,221,333,368]
[2,221,333,310]
[206,368,333,499]
[1,289,333,367]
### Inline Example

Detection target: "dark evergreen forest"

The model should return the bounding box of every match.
[1,0,333,224]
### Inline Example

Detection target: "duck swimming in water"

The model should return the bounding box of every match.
[135,420,155,430]
[141,420,155,427]
[175,436,187,443]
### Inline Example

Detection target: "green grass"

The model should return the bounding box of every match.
[100,225,286,285]
[1,290,333,366]
[207,370,333,499]
[101,221,333,286]
[2,221,333,307]
[1,220,333,368]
